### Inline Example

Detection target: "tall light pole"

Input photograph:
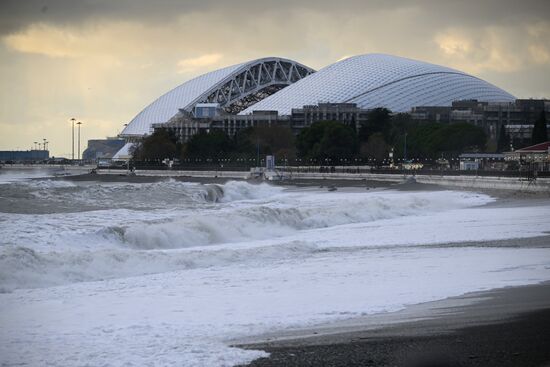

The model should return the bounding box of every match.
[43,138,47,151]
[77,121,82,160]
[404,132,408,162]
[34,141,38,150]
[70,118,76,161]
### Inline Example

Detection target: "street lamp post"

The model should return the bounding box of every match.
[77,121,82,160]
[70,118,76,161]
[43,138,47,151]
[34,141,38,150]
[404,132,408,162]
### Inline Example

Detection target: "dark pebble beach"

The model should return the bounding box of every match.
[239,283,550,367]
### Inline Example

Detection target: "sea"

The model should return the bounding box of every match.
[1,168,550,366]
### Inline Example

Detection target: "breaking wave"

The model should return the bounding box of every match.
[0,189,494,291]
[0,179,284,213]
[119,190,491,249]
[0,241,318,292]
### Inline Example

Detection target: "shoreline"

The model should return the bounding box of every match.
[3,163,550,193]
[237,282,550,367]
[93,167,550,192]
[57,172,550,201]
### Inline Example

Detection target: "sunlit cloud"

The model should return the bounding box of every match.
[176,53,224,74]
[435,33,471,56]
[3,23,79,58]
[433,26,544,74]
[529,44,550,65]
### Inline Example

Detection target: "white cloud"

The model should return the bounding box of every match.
[3,23,79,58]
[433,25,550,74]
[177,53,223,74]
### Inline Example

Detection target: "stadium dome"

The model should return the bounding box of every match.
[239,54,515,115]
[120,57,315,137]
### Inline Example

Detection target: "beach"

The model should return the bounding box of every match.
[239,280,550,367]
[1,169,549,366]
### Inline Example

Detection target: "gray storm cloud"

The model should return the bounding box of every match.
[1,0,549,34]
[0,0,548,156]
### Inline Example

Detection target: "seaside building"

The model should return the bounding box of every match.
[290,103,368,131]
[115,53,517,158]
[504,141,550,171]
[82,138,126,160]
[153,103,368,142]
[0,150,49,163]
[411,99,550,146]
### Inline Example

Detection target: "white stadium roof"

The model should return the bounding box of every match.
[117,54,516,158]
[239,54,516,115]
[120,57,315,136]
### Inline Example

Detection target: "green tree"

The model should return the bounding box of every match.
[358,108,392,142]
[250,125,296,158]
[497,124,511,152]
[183,129,233,158]
[296,121,358,160]
[132,129,179,160]
[360,132,390,162]
[440,123,486,154]
[404,122,487,159]
[232,128,255,154]
[531,110,548,145]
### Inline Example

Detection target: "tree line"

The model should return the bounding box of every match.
[132,108,548,164]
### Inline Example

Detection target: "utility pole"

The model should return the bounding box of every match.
[404,132,408,162]
[256,137,260,167]
[70,118,76,161]
[77,121,82,160]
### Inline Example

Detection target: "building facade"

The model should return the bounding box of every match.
[0,150,49,162]
[153,99,549,149]
[290,103,368,131]
[411,99,550,147]
[82,138,126,160]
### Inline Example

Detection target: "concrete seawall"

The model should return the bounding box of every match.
[97,168,550,192]
[413,174,550,192]
[1,164,95,174]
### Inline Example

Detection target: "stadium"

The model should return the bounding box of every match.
[115,54,515,157]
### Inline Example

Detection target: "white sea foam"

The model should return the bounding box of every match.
[1,187,545,293]
[120,190,492,249]
[2,179,550,366]
[0,169,57,183]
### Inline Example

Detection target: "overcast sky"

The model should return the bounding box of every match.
[1,0,549,156]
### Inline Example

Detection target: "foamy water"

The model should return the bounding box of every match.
[1,176,550,366]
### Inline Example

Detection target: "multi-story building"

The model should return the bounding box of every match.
[155,103,366,142]
[290,103,368,131]
[150,99,548,153]
[155,104,291,142]
[411,99,549,147]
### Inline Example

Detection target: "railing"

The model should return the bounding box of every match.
[97,160,550,178]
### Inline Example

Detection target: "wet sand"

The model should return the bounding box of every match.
[237,282,550,367]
